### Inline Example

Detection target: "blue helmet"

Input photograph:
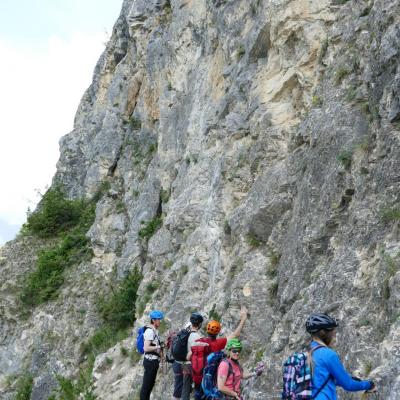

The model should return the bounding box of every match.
[150,310,164,320]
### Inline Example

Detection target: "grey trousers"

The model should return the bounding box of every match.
[181,364,193,400]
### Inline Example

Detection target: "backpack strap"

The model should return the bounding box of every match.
[312,374,331,399]
[309,344,331,399]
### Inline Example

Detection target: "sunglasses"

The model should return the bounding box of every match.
[231,349,241,354]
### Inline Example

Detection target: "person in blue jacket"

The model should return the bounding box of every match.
[306,313,377,399]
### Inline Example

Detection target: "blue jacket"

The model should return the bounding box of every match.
[311,341,372,399]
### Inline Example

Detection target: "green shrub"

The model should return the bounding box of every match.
[20,201,95,306]
[53,369,96,400]
[97,267,143,331]
[145,281,160,295]
[14,374,33,400]
[24,187,85,238]
[139,217,163,240]
[337,149,353,169]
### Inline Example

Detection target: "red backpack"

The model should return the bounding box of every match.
[191,338,215,385]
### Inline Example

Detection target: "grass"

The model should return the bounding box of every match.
[334,67,350,85]
[246,233,261,248]
[381,207,400,223]
[139,216,163,241]
[120,346,129,357]
[20,189,96,306]
[14,374,33,400]
[337,149,353,169]
[311,95,322,107]
[254,348,264,363]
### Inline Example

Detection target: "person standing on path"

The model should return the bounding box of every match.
[139,310,164,400]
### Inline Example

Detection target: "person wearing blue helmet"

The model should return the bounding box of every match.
[139,310,164,400]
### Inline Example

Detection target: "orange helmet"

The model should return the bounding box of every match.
[207,320,221,335]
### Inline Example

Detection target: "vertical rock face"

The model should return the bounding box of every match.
[1,0,400,399]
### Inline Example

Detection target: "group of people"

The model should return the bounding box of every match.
[138,309,376,400]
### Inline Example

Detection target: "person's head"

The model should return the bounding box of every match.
[150,310,164,328]
[190,312,204,329]
[226,338,242,361]
[306,313,338,346]
[207,320,221,337]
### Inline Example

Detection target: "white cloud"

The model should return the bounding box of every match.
[0,32,107,230]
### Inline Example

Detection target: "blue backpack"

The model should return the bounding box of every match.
[201,351,233,399]
[281,345,330,399]
[136,326,150,354]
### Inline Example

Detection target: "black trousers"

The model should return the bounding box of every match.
[140,358,160,400]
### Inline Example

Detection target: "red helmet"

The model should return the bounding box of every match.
[207,320,221,335]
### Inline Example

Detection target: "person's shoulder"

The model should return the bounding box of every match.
[144,326,155,337]
[314,345,338,360]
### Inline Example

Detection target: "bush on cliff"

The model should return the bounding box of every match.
[20,188,96,306]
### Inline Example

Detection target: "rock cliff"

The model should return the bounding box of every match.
[1,0,400,399]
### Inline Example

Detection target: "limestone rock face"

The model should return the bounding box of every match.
[1,0,400,399]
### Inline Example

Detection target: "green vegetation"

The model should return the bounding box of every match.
[381,206,400,223]
[311,95,323,107]
[139,216,163,241]
[236,45,245,59]
[97,267,142,331]
[136,279,160,317]
[148,143,157,155]
[318,38,329,65]
[14,374,33,400]
[20,188,96,306]
[254,348,264,363]
[160,188,171,204]
[158,319,169,335]
[269,281,279,299]
[345,86,357,102]
[24,187,87,238]
[129,116,141,130]
[384,253,399,277]
[246,233,261,248]
[224,220,232,235]
[334,67,350,85]
[75,267,142,398]
[337,148,353,169]
[209,303,222,322]
[115,200,126,214]
[180,265,189,277]
[50,371,96,400]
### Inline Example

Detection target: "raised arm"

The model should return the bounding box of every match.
[227,306,248,341]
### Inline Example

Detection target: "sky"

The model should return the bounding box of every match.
[0,0,123,245]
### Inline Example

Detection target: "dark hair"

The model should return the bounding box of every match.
[312,329,335,346]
